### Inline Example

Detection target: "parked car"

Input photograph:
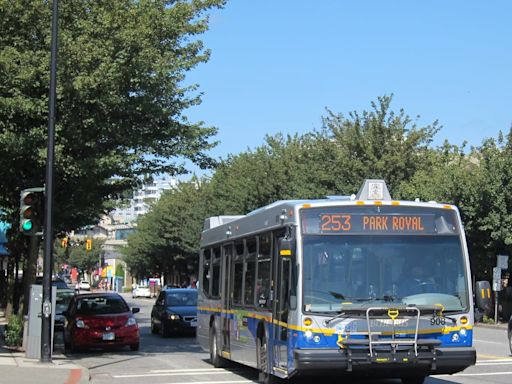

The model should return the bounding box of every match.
[63,292,140,352]
[54,288,75,331]
[132,285,151,298]
[150,288,197,337]
[508,314,512,354]
[35,276,70,289]
[78,280,91,291]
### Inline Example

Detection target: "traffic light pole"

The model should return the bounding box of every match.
[41,0,58,363]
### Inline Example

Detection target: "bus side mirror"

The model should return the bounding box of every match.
[278,238,294,258]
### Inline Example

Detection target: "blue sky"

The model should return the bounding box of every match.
[184,1,512,170]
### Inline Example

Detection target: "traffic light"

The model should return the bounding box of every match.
[19,189,41,236]
[86,239,92,251]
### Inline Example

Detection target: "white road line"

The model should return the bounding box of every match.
[476,361,512,366]
[473,339,505,345]
[150,369,225,373]
[443,371,512,377]
[477,359,512,363]
[113,371,237,379]
[160,381,251,384]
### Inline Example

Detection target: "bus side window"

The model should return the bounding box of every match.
[202,249,211,296]
[212,247,221,298]
[244,238,257,306]
[233,241,244,305]
[257,233,272,308]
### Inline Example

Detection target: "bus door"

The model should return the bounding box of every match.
[271,234,291,370]
[221,243,233,354]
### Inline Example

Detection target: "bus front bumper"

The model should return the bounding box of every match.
[294,347,476,376]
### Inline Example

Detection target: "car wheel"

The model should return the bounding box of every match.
[508,328,512,354]
[160,321,170,337]
[130,343,140,351]
[150,318,158,334]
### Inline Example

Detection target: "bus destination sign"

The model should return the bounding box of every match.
[300,206,456,235]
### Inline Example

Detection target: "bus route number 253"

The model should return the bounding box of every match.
[321,214,352,232]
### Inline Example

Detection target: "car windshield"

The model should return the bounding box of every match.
[76,296,129,315]
[166,291,197,306]
[55,291,75,314]
[302,234,469,313]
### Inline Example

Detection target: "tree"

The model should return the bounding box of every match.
[124,179,207,282]
[0,0,225,234]
[0,0,224,314]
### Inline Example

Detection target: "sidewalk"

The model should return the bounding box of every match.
[0,312,90,384]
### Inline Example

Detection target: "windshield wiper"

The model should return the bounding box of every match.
[323,311,348,326]
[346,295,399,302]
[328,291,346,300]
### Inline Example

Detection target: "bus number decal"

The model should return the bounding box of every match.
[321,214,352,232]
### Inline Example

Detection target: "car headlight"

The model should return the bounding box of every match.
[126,317,137,326]
[168,313,180,320]
[76,319,87,329]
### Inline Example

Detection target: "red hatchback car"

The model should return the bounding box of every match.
[63,292,140,352]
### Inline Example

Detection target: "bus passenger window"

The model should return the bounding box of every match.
[257,234,272,307]
[202,249,211,296]
[212,247,221,298]
[244,238,257,306]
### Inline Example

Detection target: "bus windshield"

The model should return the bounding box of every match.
[302,234,469,313]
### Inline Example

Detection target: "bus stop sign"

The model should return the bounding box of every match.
[497,254,509,270]
[492,267,502,291]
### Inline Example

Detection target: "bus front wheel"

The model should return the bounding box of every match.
[257,336,276,384]
[209,326,226,368]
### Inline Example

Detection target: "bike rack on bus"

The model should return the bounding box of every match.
[339,306,442,372]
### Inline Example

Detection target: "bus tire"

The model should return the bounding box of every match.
[257,336,276,384]
[401,376,426,384]
[209,325,226,368]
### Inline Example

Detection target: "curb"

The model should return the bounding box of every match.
[474,322,509,331]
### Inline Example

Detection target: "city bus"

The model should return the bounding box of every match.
[197,179,476,384]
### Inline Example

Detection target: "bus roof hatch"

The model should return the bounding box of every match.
[355,179,392,201]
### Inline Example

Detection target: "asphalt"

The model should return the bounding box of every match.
[0,310,90,384]
[0,307,508,384]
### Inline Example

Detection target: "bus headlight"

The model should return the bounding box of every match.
[304,330,313,339]
[459,328,467,337]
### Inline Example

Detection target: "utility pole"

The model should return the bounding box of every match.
[41,0,58,363]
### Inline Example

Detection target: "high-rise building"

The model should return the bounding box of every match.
[113,176,178,223]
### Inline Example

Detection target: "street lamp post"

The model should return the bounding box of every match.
[41,0,58,363]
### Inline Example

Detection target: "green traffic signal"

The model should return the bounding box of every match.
[22,220,33,231]
[19,188,43,236]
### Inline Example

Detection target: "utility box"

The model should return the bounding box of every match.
[475,280,493,317]
[25,284,56,359]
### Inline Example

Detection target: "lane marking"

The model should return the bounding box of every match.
[160,382,251,384]
[113,371,238,379]
[477,353,512,360]
[150,368,232,373]
[439,371,512,377]
[476,361,512,366]
[474,339,505,345]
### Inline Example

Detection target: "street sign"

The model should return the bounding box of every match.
[497,254,509,270]
[492,266,502,291]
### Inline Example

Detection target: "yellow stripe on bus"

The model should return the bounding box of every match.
[198,307,472,336]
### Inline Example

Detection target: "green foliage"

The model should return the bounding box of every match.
[124,179,206,278]
[54,238,105,273]
[0,0,225,237]
[4,314,23,347]
[115,263,125,277]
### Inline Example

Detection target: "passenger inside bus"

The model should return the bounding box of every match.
[399,264,437,297]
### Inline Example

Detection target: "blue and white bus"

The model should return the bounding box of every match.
[197,179,476,384]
